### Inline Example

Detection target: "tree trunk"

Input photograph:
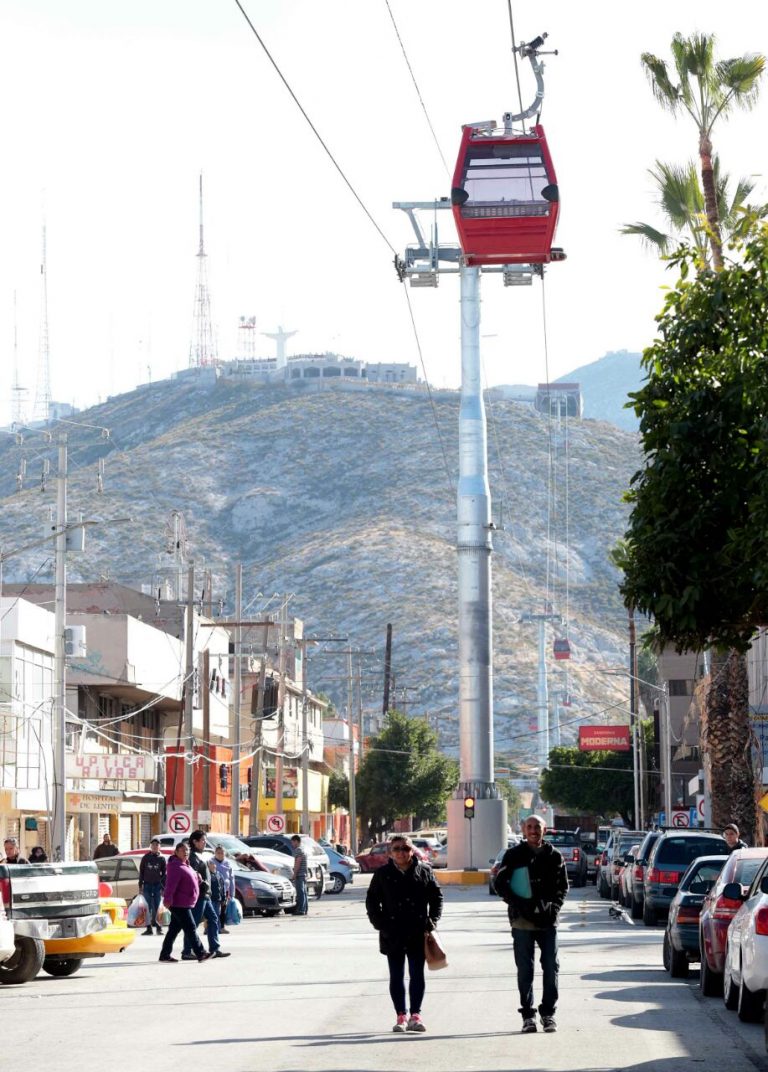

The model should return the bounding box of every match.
[703,650,756,842]
[699,130,724,270]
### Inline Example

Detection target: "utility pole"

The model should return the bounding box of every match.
[183,562,195,810]
[347,649,355,849]
[382,623,392,715]
[52,435,67,861]
[520,611,562,772]
[230,564,242,834]
[202,649,210,813]
[275,601,287,817]
[628,608,641,828]
[300,637,309,834]
[248,624,269,835]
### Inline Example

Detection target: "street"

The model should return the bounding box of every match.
[2,877,768,1072]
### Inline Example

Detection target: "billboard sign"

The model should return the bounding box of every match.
[578,725,631,752]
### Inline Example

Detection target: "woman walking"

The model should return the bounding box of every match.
[365,835,443,1033]
[158,842,210,963]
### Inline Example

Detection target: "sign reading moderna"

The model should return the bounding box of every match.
[578,725,631,752]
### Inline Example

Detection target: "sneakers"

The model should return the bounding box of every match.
[142,927,153,936]
[211,950,231,958]
[521,1017,537,1034]
[158,955,178,963]
[541,1014,557,1033]
[392,1014,408,1033]
[406,1014,426,1033]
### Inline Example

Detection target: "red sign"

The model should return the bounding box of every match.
[578,725,631,752]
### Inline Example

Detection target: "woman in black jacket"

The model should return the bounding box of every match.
[365,835,443,1034]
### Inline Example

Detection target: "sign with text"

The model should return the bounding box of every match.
[67,753,155,781]
[578,725,631,752]
[67,791,122,814]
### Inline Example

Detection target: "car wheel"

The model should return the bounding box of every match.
[738,979,765,1022]
[631,896,643,920]
[312,880,324,900]
[700,949,723,997]
[330,872,346,895]
[599,876,609,899]
[643,901,657,927]
[668,935,689,979]
[724,964,739,1010]
[0,936,45,985]
[42,958,84,978]
[662,932,671,972]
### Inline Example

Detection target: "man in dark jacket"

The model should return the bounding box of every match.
[366,835,443,1034]
[495,815,568,1034]
[138,839,167,936]
[182,831,226,959]
[723,824,748,853]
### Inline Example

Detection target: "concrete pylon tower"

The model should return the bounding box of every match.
[188,172,217,368]
[33,224,52,423]
[262,325,297,371]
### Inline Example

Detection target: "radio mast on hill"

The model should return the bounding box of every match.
[33,223,52,422]
[188,172,217,368]
[11,291,28,426]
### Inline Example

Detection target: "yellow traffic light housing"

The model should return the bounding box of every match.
[464,795,475,820]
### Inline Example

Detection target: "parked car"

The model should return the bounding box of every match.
[0,898,15,970]
[643,830,728,926]
[618,844,640,908]
[355,842,428,873]
[583,842,599,884]
[600,830,645,900]
[323,845,360,893]
[432,842,448,869]
[241,834,331,897]
[625,831,660,919]
[699,848,768,996]
[545,829,587,887]
[722,852,768,1021]
[488,847,506,895]
[410,837,443,866]
[663,855,724,978]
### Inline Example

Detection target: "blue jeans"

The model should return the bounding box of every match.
[143,883,163,927]
[512,926,559,1017]
[294,875,308,915]
[182,897,220,955]
[386,944,426,1015]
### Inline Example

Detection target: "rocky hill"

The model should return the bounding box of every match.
[0,376,642,768]
[557,350,644,432]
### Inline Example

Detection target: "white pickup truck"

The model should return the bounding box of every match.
[0,860,108,984]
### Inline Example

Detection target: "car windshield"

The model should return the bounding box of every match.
[547,832,577,846]
[656,836,727,865]
[207,834,253,855]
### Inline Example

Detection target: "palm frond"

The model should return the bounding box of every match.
[619,221,671,255]
[640,52,680,113]
[716,55,766,110]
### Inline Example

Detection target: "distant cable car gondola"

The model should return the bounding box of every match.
[451,123,561,267]
[553,638,571,661]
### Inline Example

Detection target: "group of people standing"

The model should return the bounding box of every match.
[1,837,48,864]
[365,816,568,1036]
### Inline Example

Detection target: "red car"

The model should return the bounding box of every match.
[355,843,427,873]
[699,847,768,996]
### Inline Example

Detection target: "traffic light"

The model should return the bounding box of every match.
[464,795,475,820]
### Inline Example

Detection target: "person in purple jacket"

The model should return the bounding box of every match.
[158,842,211,963]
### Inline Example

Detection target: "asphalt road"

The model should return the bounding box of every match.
[3,877,768,1072]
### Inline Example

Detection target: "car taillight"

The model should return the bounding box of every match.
[648,868,681,884]
[676,905,701,924]
[755,906,768,936]
[633,865,643,880]
[572,848,580,862]
[0,878,9,907]
[712,895,741,920]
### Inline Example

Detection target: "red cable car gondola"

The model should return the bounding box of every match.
[553,638,571,661]
[451,122,561,267]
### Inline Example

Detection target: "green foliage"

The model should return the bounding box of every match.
[356,710,458,837]
[541,725,653,828]
[495,779,522,824]
[616,221,768,652]
[327,770,349,810]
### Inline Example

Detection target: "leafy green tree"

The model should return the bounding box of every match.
[640,33,765,268]
[327,770,349,810]
[541,727,653,828]
[356,710,458,840]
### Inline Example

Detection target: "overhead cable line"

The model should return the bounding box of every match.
[232,0,396,255]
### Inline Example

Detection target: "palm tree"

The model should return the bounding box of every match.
[621,158,763,263]
[640,33,765,268]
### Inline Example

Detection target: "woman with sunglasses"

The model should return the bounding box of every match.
[365,835,443,1033]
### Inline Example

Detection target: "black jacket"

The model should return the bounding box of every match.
[366,859,443,955]
[139,851,166,889]
[188,848,211,900]
[495,840,568,928]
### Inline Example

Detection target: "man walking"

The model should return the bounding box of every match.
[138,838,167,935]
[93,834,119,860]
[495,815,568,1034]
[182,831,227,960]
[291,834,309,915]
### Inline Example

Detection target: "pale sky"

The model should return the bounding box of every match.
[1,0,767,423]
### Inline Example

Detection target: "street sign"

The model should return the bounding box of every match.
[671,810,690,828]
[167,809,193,835]
[696,795,705,822]
[266,813,286,834]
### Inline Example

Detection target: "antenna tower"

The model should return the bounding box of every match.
[11,291,28,426]
[33,224,52,422]
[188,172,217,368]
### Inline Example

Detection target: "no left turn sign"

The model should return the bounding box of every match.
[266,813,286,834]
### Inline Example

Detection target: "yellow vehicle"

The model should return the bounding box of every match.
[41,895,136,978]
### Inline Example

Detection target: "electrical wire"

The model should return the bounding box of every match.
[506,0,525,122]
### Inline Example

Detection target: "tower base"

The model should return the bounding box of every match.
[446,796,507,871]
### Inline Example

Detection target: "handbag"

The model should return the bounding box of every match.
[424,929,448,971]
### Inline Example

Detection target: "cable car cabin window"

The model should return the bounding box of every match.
[460,144,551,218]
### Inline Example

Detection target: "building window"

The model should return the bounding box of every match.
[668,679,690,697]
